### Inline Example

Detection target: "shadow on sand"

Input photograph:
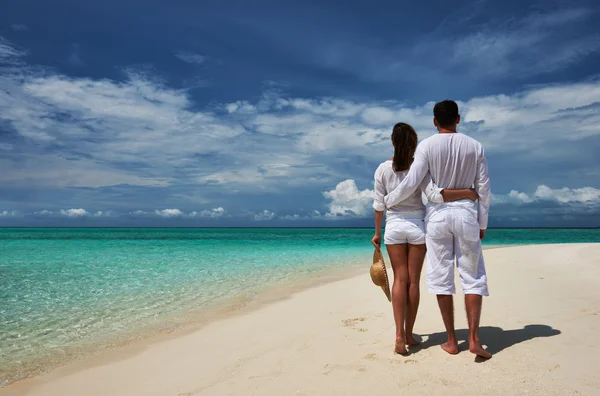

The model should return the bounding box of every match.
[414,324,561,361]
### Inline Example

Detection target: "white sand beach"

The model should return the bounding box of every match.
[3,243,600,396]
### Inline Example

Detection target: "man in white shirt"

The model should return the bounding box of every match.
[383,100,492,359]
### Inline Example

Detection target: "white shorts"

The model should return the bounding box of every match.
[425,206,489,296]
[384,218,426,245]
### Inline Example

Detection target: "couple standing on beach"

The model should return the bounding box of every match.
[371,100,492,359]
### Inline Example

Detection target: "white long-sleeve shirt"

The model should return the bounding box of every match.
[383,133,491,229]
[373,160,444,220]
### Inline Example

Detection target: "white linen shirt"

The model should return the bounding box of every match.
[373,160,444,220]
[383,133,491,229]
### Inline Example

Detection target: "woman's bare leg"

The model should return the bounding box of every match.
[405,243,426,346]
[386,244,409,354]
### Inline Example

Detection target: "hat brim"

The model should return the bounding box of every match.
[373,249,392,302]
[381,284,392,302]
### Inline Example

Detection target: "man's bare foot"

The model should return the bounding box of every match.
[394,340,408,355]
[469,343,492,359]
[440,342,459,355]
[406,335,420,346]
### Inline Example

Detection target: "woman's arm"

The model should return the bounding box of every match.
[372,165,386,250]
[372,210,384,250]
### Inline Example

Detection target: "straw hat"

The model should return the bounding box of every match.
[370,248,391,302]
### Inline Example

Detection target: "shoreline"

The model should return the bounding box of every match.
[3,243,599,395]
[0,244,577,387]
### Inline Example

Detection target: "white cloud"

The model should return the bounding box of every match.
[196,150,337,190]
[198,168,271,186]
[129,210,148,216]
[93,211,117,217]
[0,64,246,187]
[131,208,228,218]
[534,185,600,204]
[323,179,373,217]
[508,190,533,204]
[189,207,226,218]
[496,185,600,205]
[0,37,26,61]
[0,38,245,190]
[254,210,275,221]
[280,210,322,220]
[281,214,301,220]
[361,106,397,126]
[129,209,183,217]
[174,51,206,65]
[226,101,257,114]
[60,208,89,217]
[0,155,170,188]
[154,209,184,217]
[0,210,18,217]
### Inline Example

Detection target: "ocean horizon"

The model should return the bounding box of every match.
[2,226,599,228]
[2,227,599,387]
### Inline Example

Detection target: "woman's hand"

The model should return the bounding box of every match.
[372,234,382,250]
[467,188,479,202]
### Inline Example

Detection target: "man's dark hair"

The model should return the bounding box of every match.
[433,100,459,127]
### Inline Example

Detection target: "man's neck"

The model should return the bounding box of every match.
[437,127,457,134]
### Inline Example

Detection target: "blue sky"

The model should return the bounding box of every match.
[1,0,599,227]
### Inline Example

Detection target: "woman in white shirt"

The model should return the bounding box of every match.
[372,122,477,355]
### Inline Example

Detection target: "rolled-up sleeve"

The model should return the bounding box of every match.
[475,146,491,230]
[421,174,444,204]
[373,165,386,212]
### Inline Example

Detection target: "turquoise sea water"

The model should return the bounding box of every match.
[1,227,599,386]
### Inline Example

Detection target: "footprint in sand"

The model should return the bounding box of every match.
[388,357,417,364]
[343,317,369,332]
[323,363,368,375]
[343,317,366,327]
[439,378,459,386]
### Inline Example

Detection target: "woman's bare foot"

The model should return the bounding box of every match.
[469,343,492,359]
[440,342,459,355]
[394,340,408,355]
[406,335,420,346]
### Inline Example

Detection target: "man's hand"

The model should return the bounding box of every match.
[372,234,382,250]
[468,188,479,202]
[480,229,486,240]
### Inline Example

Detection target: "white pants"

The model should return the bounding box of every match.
[425,205,489,296]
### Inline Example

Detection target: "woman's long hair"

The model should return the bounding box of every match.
[391,122,418,172]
